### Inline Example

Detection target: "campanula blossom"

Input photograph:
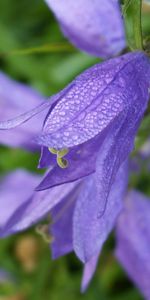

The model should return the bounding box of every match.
[0,51,150,268]
[0,72,48,150]
[44,0,125,58]
[1,52,149,206]
[0,53,150,254]
[1,52,149,182]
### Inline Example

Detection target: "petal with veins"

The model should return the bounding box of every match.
[36,52,150,149]
[73,160,128,262]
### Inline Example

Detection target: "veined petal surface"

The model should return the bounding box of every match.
[36,52,150,149]
[50,183,81,259]
[73,161,128,262]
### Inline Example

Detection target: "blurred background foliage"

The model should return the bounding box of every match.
[0,1,150,299]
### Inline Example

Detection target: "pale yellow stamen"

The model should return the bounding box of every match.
[36,224,54,243]
[48,147,69,169]
[57,148,69,158]
[57,157,68,168]
[48,147,58,154]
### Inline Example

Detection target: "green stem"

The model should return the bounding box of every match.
[131,0,143,50]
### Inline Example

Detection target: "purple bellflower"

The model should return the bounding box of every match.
[1,52,149,198]
[44,0,125,58]
[0,51,150,253]
[0,52,150,297]
[1,52,149,171]
[0,72,49,150]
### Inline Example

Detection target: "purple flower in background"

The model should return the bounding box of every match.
[0,72,48,150]
[139,137,150,158]
[115,190,150,300]
[44,0,125,58]
[0,269,14,284]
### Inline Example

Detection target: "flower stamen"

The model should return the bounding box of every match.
[48,147,69,168]
[36,224,54,243]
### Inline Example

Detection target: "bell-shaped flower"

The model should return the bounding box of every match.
[4,52,148,211]
[34,52,150,200]
[1,52,149,188]
[44,0,125,58]
[0,48,150,300]
[0,52,150,257]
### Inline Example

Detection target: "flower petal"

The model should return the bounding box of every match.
[38,147,56,168]
[0,170,79,237]
[0,78,75,150]
[0,72,49,150]
[44,0,125,58]
[73,160,128,262]
[82,87,144,254]
[115,190,150,300]
[0,170,40,230]
[81,252,99,292]
[0,101,51,130]
[93,109,140,215]
[36,52,150,149]
[50,183,80,259]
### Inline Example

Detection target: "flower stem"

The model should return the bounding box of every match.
[131,0,143,50]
